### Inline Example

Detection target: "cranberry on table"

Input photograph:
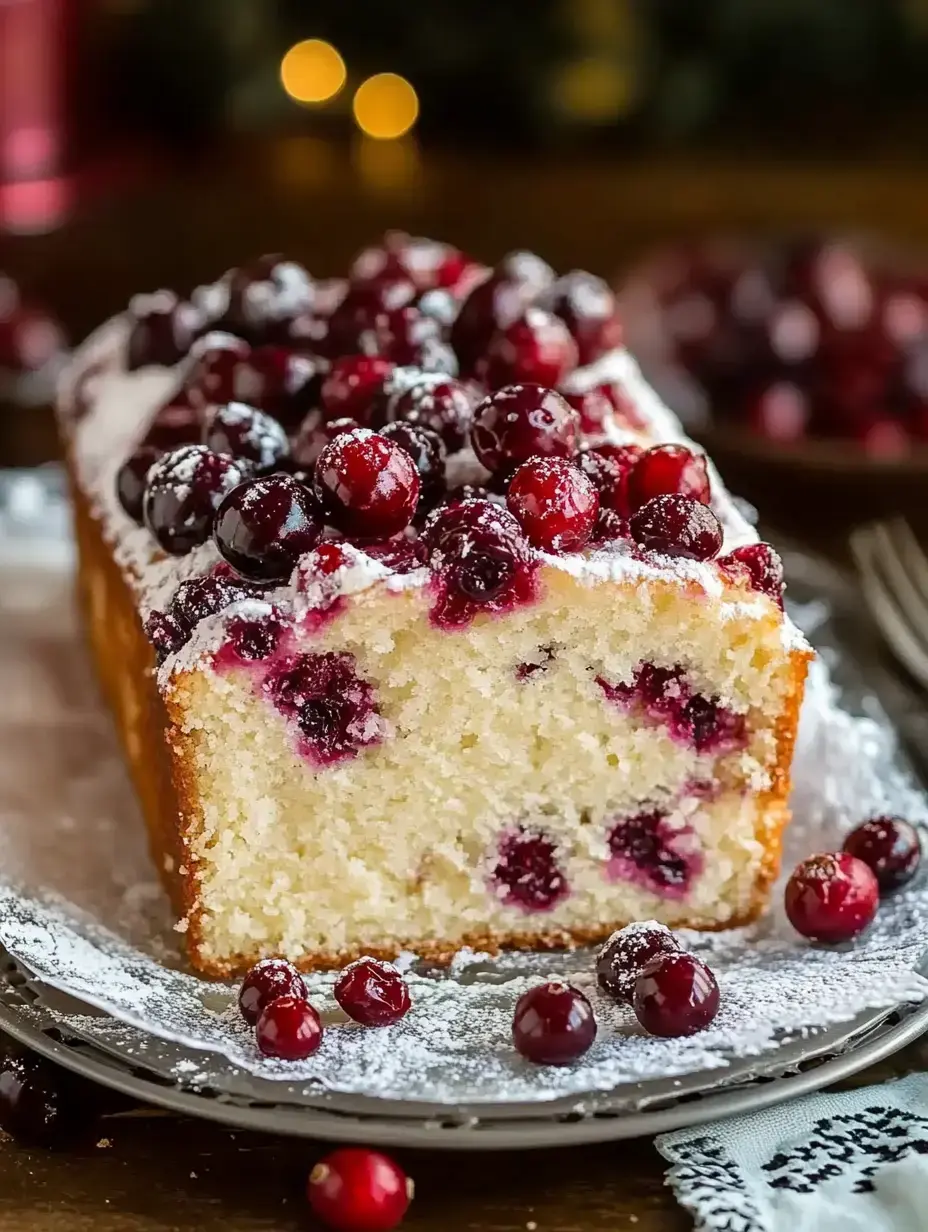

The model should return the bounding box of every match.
[202,401,291,472]
[512,981,596,1065]
[314,428,420,540]
[719,542,785,608]
[785,852,879,943]
[387,377,477,452]
[142,445,246,555]
[239,957,308,1025]
[214,473,324,582]
[507,457,599,553]
[596,923,682,1004]
[470,384,580,474]
[843,817,922,893]
[255,995,323,1060]
[115,444,163,523]
[126,292,203,369]
[483,308,579,389]
[334,958,412,1027]
[576,443,644,515]
[633,953,720,1038]
[542,270,623,365]
[630,494,723,561]
[378,421,447,514]
[308,1147,413,1232]
[627,444,711,511]
[321,355,395,424]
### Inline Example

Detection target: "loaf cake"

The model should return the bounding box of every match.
[59,237,811,977]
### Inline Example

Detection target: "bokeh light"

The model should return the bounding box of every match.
[280,39,347,105]
[352,73,419,140]
[553,56,636,123]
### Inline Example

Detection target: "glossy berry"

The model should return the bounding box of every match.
[450,273,537,376]
[784,852,879,943]
[314,428,420,540]
[633,953,720,1038]
[334,958,412,1026]
[562,387,615,435]
[142,393,203,451]
[361,305,456,372]
[541,270,623,364]
[293,415,362,468]
[470,384,579,474]
[255,995,323,1060]
[126,292,202,370]
[483,308,579,389]
[115,444,163,523]
[220,255,314,342]
[387,377,477,452]
[169,571,242,629]
[591,507,629,544]
[506,457,599,552]
[326,275,419,355]
[143,445,245,555]
[492,826,568,911]
[512,981,596,1065]
[202,401,291,472]
[378,421,447,514]
[214,474,324,582]
[575,443,643,516]
[596,923,682,1004]
[719,543,785,608]
[627,444,711,512]
[424,498,534,618]
[308,1148,413,1232]
[0,1048,93,1147]
[321,356,395,424]
[629,494,723,561]
[239,958,307,1025]
[843,817,922,893]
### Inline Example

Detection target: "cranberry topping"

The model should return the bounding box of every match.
[186,334,251,402]
[506,457,599,553]
[188,341,320,430]
[126,292,203,370]
[142,445,245,555]
[562,388,615,435]
[629,494,723,561]
[541,270,623,364]
[627,444,711,511]
[591,508,630,545]
[470,384,579,475]
[169,571,242,629]
[325,276,419,355]
[498,250,557,289]
[214,474,323,582]
[358,537,424,574]
[264,651,383,765]
[633,953,720,1038]
[202,401,291,472]
[512,981,596,1065]
[718,543,785,609]
[596,923,682,1004]
[239,957,307,1025]
[314,428,420,539]
[450,274,537,377]
[784,852,879,943]
[255,994,323,1060]
[387,377,477,452]
[116,444,163,523]
[483,308,579,389]
[360,304,456,372]
[293,415,361,468]
[144,609,187,664]
[353,231,473,295]
[606,810,701,899]
[0,1048,93,1148]
[843,817,922,893]
[321,355,396,424]
[224,614,285,663]
[334,958,411,1027]
[142,392,203,451]
[308,1148,413,1232]
[576,443,644,515]
[747,381,811,444]
[378,421,447,515]
[492,826,569,912]
[219,255,314,343]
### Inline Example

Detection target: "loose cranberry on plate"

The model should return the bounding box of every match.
[378,421,447,514]
[321,356,396,424]
[214,473,324,581]
[784,852,879,943]
[718,542,785,608]
[627,444,711,512]
[512,981,596,1065]
[314,428,420,540]
[843,817,922,893]
[202,401,291,472]
[143,445,246,555]
[483,308,579,389]
[541,270,623,365]
[596,923,682,1004]
[239,957,307,1025]
[633,952,720,1038]
[470,384,580,475]
[334,958,411,1027]
[629,494,723,561]
[576,443,643,516]
[115,444,163,523]
[255,995,323,1060]
[308,1148,413,1232]
[506,457,599,553]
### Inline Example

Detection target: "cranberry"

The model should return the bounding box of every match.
[293,415,361,468]
[225,614,285,663]
[492,826,569,912]
[483,308,579,389]
[188,340,320,430]
[591,507,629,544]
[423,498,523,557]
[378,421,447,514]
[314,429,419,540]
[541,270,623,364]
[239,957,307,1025]
[360,304,456,372]
[321,356,396,424]
[186,334,251,401]
[202,401,291,472]
[326,276,419,355]
[633,953,720,1038]
[719,543,785,608]
[126,292,203,369]
[627,444,711,512]
[576,443,643,515]
[506,457,598,553]
[116,444,163,523]
[255,994,323,1060]
[353,231,472,293]
[563,388,615,435]
[214,474,323,581]
[0,1048,94,1147]
[498,250,556,289]
[334,958,411,1026]
[169,572,241,630]
[606,810,700,898]
[596,923,682,1004]
[308,1148,412,1232]
[629,495,722,562]
[843,817,922,893]
[220,255,315,343]
[142,393,203,451]
[450,274,537,376]
[512,981,596,1065]
[360,537,424,574]
[387,377,477,452]
[143,445,246,555]
[785,852,879,943]
[471,384,579,475]
[264,651,383,765]
[144,609,187,664]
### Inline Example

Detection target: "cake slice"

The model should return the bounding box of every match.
[60,240,810,976]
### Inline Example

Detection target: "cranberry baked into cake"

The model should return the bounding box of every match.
[60,237,811,976]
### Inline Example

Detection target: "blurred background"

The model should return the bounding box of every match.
[7,0,928,533]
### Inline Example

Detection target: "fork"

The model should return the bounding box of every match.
[850,519,928,691]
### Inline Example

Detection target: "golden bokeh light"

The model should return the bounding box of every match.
[280,39,347,105]
[352,73,419,140]
[554,56,636,123]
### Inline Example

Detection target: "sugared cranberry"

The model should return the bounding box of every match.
[629,494,722,561]
[255,995,323,1060]
[784,852,879,943]
[264,651,383,765]
[843,817,922,893]
[144,609,187,664]
[719,542,785,608]
[239,957,307,1025]
[483,308,579,389]
[596,923,682,1004]
[142,392,203,451]
[170,572,241,629]
[492,826,569,912]
[334,958,411,1026]
[126,292,203,370]
[219,256,314,340]
[214,474,323,581]
[308,1148,412,1232]
[576,443,643,515]
[512,981,596,1065]
[378,422,447,514]
[450,274,537,376]
[0,1048,94,1147]
[293,415,361,468]
[361,305,456,372]
[562,387,615,435]
[202,401,290,472]
[470,384,580,475]
[321,356,396,424]
[188,340,320,430]
[325,276,419,355]
[506,457,598,553]
[541,270,623,365]
[498,250,556,289]
[591,507,629,544]
[627,444,711,512]
[225,614,285,663]
[387,377,477,452]
[633,953,720,1038]
[143,445,246,555]
[116,444,163,523]
[314,429,419,540]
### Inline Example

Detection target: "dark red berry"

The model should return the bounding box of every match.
[202,401,291,472]
[541,270,623,364]
[115,444,163,523]
[0,1048,94,1147]
[188,339,319,430]
[512,981,596,1064]
[562,387,615,435]
[378,421,446,514]
[506,457,599,552]
[239,958,307,1025]
[255,995,323,1060]
[169,571,241,629]
[470,384,579,474]
[492,826,569,911]
[843,817,922,893]
[143,445,246,555]
[224,614,285,663]
[126,292,203,369]
[321,356,396,424]
[144,609,187,664]
[498,250,556,289]
[785,852,879,943]
[387,377,477,452]
[450,274,537,376]
[629,494,723,561]
[263,651,383,765]
[575,443,643,516]
[142,392,203,451]
[633,953,720,1038]
[591,507,629,544]
[596,924,682,1004]
[314,428,420,540]
[308,1148,412,1232]
[219,255,314,343]
[718,542,785,608]
[293,415,361,468]
[483,309,579,389]
[214,474,323,582]
[606,810,701,896]
[627,444,711,511]
[334,958,411,1026]
[361,304,456,372]
[186,334,251,403]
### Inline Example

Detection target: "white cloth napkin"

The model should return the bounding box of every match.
[656,1073,928,1231]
